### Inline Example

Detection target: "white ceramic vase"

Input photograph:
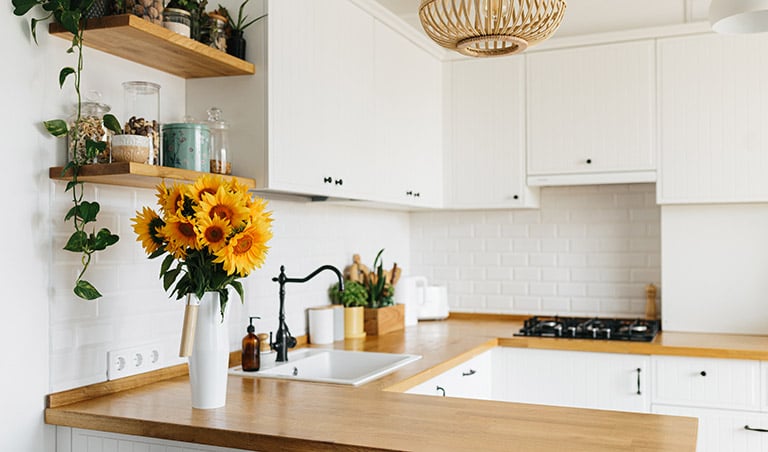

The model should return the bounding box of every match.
[188,291,229,409]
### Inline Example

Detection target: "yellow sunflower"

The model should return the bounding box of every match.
[197,214,231,252]
[161,213,200,257]
[155,182,186,216]
[131,207,166,255]
[246,195,271,222]
[188,174,225,204]
[213,219,272,276]
[197,186,251,227]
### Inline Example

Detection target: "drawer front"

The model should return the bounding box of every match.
[653,404,768,452]
[653,356,760,410]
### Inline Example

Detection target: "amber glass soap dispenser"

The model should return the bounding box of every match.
[242,316,261,372]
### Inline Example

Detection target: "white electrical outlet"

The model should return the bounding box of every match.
[107,342,165,380]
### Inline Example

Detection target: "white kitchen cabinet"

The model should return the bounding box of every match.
[58,427,249,452]
[653,405,768,452]
[406,350,492,400]
[651,355,766,452]
[493,348,650,413]
[372,19,443,208]
[444,56,539,209]
[657,33,768,204]
[526,40,656,186]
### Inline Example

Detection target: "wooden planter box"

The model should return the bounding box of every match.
[364,304,405,336]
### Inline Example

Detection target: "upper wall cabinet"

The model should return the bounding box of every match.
[372,20,443,208]
[444,56,539,209]
[187,0,442,207]
[526,40,657,186]
[657,33,768,204]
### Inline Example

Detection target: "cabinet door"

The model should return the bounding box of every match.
[445,56,538,209]
[405,350,492,399]
[372,20,443,208]
[653,405,768,452]
[269,0,375,199]
[526,40,656,184]
[653,356,761,411]
[657,33,768,204]
[494,348,650,413]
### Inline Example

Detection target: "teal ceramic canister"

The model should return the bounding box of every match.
[162,122,211,171]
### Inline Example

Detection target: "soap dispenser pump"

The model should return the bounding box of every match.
[242,316,261,372]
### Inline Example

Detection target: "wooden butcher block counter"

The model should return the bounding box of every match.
[47,314,768,452]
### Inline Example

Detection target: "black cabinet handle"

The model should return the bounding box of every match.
[700,371,707,377]
[636,368,642,395]
[323,177,332,183]
[513,195,519,200]
[462,369,476,377]
[586,158,592,164]
[436,386,446,397]
[406,190,413,196]
[745,425,768,433]
[334,179,343,186]
[414,192,420,197]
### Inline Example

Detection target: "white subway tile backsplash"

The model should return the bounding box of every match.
[411,184,660,318]
[474,281,501,295]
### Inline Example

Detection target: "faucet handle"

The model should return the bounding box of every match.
[287,335,297,349]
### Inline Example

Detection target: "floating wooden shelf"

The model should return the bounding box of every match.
[49,15,255,78]
[49,162,256,190]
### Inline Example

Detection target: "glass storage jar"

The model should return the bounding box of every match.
[163,7,191,38]
[122,81,161,165]
[203,12,228,52]
[67,93,111,165]
[207,107,232,175]
[126,0,163,25]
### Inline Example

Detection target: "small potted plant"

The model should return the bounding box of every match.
[329,279,367,339]
[219,0,266,60]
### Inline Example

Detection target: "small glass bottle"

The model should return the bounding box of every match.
[207,107,232,174]
[242,316,261,372]
[67,91,111,165]
[123,81,161,165]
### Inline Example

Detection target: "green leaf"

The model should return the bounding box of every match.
[63,230,88,252]
[58,67,75,89]
[12,0,39,16]
[44,119,68,137]
[230,280,244,302]
[65,179,80,192]
[85,139,107,159]
[160,254,175,276]
[148,248,167,259]
[163,268,182,291]
[64,205,78,221]
[74,280,101,300]
[77,201,100,223]
[103,114,122,135]
[59,9,80,35]
[90,228,119,251]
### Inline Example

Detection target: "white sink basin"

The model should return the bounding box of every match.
[229,348,421,386]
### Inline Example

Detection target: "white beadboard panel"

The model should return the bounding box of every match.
[526,40,656,177]
[69,428,250,452]
[411,184,660,317]
[661,204,768,334]
[658,33,768,204]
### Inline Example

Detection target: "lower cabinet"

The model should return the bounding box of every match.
[493,348,650,413]
[406,350,493,400]
[58,427,249,452]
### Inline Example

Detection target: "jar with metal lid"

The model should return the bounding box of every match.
[163,8,191,38]
[122,81,160,165]
[162,120,211,171]
[207,107,232,175]
[67,92,111,165]
[203,12,228,52]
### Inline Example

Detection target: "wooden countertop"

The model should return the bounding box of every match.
[48,315,768,452]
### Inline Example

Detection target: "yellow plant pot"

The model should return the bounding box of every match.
[344,306,366,339]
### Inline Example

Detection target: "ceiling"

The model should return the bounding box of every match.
[377,0,712,38]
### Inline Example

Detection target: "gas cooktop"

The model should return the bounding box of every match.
[515,316,660,342]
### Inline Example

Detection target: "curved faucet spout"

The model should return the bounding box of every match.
[271,264,345,362]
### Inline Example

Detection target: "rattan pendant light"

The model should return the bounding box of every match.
[419,0,567,57]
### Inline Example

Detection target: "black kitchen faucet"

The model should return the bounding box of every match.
[271,265,345,362]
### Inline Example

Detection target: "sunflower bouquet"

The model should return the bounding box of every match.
[131,174,273,318]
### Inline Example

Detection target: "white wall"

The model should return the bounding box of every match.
[411,184,661,317]
[662,204,768,334]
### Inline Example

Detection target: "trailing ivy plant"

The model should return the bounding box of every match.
[13,0,119,300]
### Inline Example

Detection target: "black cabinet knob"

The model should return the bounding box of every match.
[513,195,519,200]
[414,192,420,197]
[323,177,332,183]
[700,371,707,377]
[334,179,343,186]
[406,190,413,196]
[586,159,592,164]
